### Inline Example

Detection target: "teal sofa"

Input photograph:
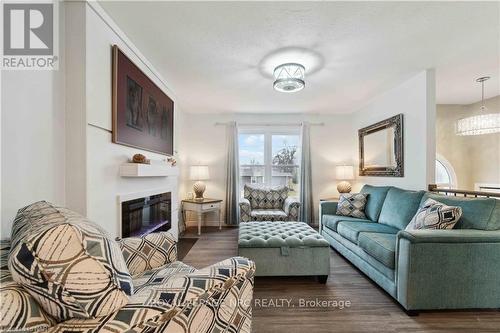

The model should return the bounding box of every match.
[320,185,500,313]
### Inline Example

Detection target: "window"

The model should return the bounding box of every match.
[239,128,301,197]
[435,155,457,189]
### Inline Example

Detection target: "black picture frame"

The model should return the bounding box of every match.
[112,45,174,156]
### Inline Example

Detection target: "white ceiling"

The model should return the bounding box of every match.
[99,1,500,114]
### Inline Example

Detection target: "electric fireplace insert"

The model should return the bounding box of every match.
[121,192,171,238]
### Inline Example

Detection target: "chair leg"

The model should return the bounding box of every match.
[317,275,328,284]
[405,310,419,316]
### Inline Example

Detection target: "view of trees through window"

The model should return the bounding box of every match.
[239,131,301,197]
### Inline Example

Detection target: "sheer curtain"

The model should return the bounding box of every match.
[225,121,240,225]
[300,122,313,224]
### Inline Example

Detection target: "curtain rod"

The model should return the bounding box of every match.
[214,122,324,127]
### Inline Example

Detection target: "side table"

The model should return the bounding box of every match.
[181,198,223,235]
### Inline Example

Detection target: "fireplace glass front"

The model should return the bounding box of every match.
[121,192,171,238]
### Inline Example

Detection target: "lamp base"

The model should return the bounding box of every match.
[337,181,352,194]
[193,181,206,200]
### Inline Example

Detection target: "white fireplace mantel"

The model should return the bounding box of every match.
[119,163,179,177]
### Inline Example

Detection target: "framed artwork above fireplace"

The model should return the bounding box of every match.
[112,45,174,155]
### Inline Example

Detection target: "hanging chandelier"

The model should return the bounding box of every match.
[273,63,305,93]
[456,76,500,136]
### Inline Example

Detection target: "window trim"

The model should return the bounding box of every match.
[436,154,458,189]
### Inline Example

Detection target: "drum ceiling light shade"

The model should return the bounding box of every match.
[273,63,305,93]
[456,76,500,136]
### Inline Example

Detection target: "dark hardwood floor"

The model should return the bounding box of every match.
[181,227,500,333]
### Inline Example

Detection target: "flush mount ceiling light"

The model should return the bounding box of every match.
[456,76,500,136]
[273,63,305,93]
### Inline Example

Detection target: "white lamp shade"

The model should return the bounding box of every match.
[336,165,354,180]
[190,165,209,180]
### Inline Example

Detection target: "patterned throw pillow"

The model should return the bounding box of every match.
[406,198,462,230]
[8,201,133,322]
[336,193,368,219]
[244,184,288,209]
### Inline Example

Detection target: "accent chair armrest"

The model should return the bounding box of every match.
[239,198,252,222]
[284,197,301,221]
[118,231,177,276]
[239,198,251,208]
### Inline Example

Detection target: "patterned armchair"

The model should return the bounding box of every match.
[239,184,301,222]
[1,201,255,333]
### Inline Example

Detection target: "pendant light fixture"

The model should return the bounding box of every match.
[273,63,305,93]
[456,76,500,136]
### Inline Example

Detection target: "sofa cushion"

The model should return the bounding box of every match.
[50,257,255,333]
[132,261,196,293]
[244,184,288,209]
[406,198,462,230]
[337,221,399,244]
[250,209,288,221]
[119,231,177,276]
[1,240,12,284]
[360,185,392,221]
[322,215,373,232]
[422,193,500,230]
[358,232,396,269]
[0,240,57,332]
[8,201,133,321]
[1,281,57,332]
[336,193,368,218]
[378,187,425,230]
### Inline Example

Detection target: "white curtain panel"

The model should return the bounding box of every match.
[225,121,240,225]
[300,122,313,224]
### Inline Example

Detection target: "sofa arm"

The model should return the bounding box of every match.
[284,197,301,221]
[396,229,500,310]
[239,198,252,222]
[319,201,338,216]
[186,256,255,287]
[319,201,338,233]
[398,229,500,244]
[118,231,177,276]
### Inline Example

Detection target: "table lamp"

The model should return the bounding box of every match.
[336,165,354,193]
[190,165,209,200]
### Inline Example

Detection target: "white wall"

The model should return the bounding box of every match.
[352,70,436,191]
[64,2,183,238]
[178,113,356,225]
[1,8,66,238]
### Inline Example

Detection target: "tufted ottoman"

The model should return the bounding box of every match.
[238,221,330,282]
